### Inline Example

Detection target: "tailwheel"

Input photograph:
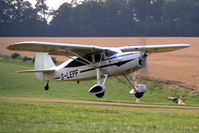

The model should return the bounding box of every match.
[96,92,104,98]
[44,82,49,90]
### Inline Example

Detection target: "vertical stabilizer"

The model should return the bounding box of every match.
[34,53,55,81]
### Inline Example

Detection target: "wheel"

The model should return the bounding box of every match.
[44,83,49,90]
[96,92,104,98]
[134,92,144,98]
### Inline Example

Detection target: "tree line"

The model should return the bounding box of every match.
[0,0,199,37]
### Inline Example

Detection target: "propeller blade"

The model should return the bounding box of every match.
[140,38,148,75]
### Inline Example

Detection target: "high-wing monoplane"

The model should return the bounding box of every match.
[7,42,190,98]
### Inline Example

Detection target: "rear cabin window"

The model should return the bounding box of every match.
[66,55,92,67]
[66,58,87,67]
[94,53,103,62]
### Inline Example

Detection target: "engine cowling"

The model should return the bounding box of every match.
[130,84,147,98]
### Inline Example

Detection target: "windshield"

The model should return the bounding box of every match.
[105,49,117,57]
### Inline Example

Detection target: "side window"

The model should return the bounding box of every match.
[85,55,92,62]
[94,53,102,62]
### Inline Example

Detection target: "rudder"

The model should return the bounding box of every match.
[34,53,55,81]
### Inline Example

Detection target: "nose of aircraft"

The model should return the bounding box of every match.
[141,52,147,58]
[138,52,147,67]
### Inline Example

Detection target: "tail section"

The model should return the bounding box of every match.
[18,52,56,81]
[34,52,55,70]
[34,53,55,81]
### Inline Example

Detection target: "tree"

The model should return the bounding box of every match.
[50,3,78,36]
[1,0,199,37]
[35,0,48,22]
[0,0,49,36]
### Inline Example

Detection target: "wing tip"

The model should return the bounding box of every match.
[185,44,191,47]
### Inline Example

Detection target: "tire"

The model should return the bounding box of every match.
[134,92,144,98]
[44,84,49,90]
[96,92,104,98]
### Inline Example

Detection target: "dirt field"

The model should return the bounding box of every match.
[0,37,198,91]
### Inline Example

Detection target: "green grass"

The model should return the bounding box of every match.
[0,60,199,133]
[0,60,198,105]
[0,102,198,133]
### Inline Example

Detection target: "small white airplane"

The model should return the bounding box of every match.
[7,42,190,98]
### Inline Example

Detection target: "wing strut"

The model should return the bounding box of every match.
[123,73,136,92]
[65,49,93,65]
[123,72,147,98]
[65,55,88,66]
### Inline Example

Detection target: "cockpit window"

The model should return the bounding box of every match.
[105,49,117,57]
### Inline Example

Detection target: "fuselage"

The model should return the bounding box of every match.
[51,51,145,81]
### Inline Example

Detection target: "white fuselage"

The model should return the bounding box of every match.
[52,52,145,81]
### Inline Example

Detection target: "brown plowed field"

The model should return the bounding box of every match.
[0,37,198,91]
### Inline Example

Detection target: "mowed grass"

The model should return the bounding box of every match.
[0,60,198,105]
[0,102,199,133]
[0,60,199,133]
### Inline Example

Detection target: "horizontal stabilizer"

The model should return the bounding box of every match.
[17,69,55,73]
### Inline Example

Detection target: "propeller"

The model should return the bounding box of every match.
[140,38,148,75]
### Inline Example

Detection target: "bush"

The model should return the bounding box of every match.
[11,53,20,59]
[32,57,35,63]
[23,56,32,62]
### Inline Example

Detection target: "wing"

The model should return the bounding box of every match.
[7,41,106,56]
[120,44,191,53]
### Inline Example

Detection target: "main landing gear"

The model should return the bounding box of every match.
[89,68,109,98]
[44,81,49,90]
[124,72,147,99]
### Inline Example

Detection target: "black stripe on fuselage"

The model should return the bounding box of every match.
[80,58,135,73]
[65,53,137,68]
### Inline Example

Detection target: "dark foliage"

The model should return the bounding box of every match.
[11,52,20,59]
[0,0,199,37]
[23,56,32,62]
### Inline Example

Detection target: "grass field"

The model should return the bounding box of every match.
[0,59,198,105]
[0,100,199,133]
[0,59,199,133]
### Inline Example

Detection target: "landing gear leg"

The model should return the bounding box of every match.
[94,73,109,98]
[92,68,109,98]
[44,81,49,90]
[123,73,136,93]
[123,73,146,98]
